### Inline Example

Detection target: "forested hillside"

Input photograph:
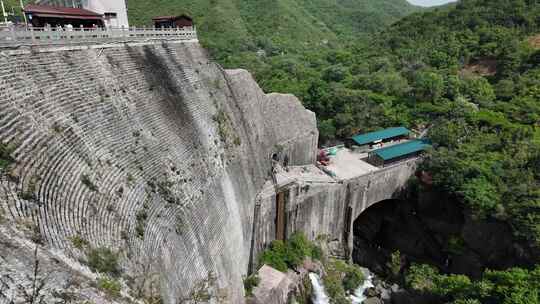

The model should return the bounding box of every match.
[373,0,540,250]
[316,0,540,302]
[126,0,419,67]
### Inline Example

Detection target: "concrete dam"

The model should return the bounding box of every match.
[0,37,417,303]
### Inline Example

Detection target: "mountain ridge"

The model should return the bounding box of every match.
[126,0,420,56]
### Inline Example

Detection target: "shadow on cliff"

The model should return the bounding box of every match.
[120,44,201,142]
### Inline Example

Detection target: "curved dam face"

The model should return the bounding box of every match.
[0,41,317,303]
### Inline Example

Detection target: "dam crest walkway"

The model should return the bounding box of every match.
[0,26,198,48]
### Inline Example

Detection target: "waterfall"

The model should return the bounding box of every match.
[309,268,375,304]
[309,273,330,304]
[350,268,375,304]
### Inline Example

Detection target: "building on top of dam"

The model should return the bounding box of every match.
[252,141,423,271]
[367,139,432,167]
[24,4,106,28]
[153,15,194,29]
[35,0,129,27]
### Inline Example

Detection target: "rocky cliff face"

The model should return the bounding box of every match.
[0,41,317,303]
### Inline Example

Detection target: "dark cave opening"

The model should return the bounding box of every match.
[351,192,533,280]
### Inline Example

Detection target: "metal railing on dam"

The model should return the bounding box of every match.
[0,26,198,47]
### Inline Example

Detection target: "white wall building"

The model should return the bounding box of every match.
[36,0,129,28]
[81,0,129,28]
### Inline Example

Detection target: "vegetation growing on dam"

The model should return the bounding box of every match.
[87,247,121,277]
[0,142,15,170]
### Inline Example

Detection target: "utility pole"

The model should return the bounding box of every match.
[0,0,8,24]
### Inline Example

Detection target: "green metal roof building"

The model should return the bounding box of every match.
[368,139,431,167]
[351,127,410,146]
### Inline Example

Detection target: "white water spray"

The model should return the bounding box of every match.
[350,269,375,304]
[309,268,376,304]
[308,273,330,304]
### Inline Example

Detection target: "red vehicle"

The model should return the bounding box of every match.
[317,150,330,166]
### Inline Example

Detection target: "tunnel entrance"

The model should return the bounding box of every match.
[352,199,406,274]
[275,190,288,241]
[351,190,528,281]
[351,195,467,277]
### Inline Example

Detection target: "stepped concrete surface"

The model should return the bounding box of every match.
[0,39,317,303]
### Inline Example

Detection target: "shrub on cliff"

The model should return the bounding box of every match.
[0,143,15,170]
[323,259,365,301]
[260,240,289,272]
[243,274,260,296]
[87,247,121,277]
[98,277,122,298]
[259,233,322,272]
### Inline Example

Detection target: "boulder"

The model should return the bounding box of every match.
[364,287,379,297]
[302,257,324,275]
[364,297,384,304]
[391,290,415,304]
[380,288,392,302]
[252,265,294,304]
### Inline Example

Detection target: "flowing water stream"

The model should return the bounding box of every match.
[309,273,330,304]
[309,268,375,304]
[350,269,375,304]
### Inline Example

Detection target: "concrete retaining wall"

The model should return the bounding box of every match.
[253,159,418,261]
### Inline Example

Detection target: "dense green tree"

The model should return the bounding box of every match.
[318,119,337,143]
[406,264,540,304]
[461,76,496,107]
[413,71,446,102]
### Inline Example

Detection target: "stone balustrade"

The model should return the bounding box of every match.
[0,26,198,47]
